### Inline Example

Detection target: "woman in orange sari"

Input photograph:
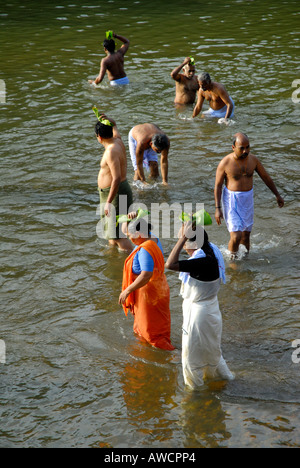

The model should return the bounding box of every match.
[119,219,175,351]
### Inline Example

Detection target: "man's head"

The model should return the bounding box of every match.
[183,63,196,79]
[232,132,250,159]
[95,121,113,142]
[150,133,169,153]
[103,39,115,54]
[198,72,212,91]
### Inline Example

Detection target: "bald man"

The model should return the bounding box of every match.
[214,133,284,258]
[171,57,199,105]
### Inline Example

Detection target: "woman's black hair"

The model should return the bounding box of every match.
[190,227,216,260]
[135,219,153,237]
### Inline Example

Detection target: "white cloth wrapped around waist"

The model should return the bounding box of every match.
[222,186,254,232]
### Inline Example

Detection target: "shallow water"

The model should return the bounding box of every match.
[0,0,300,448]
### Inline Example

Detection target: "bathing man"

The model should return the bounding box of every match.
[214,133,284,258]
[89,32,130,87]
[171,57,199,105]
[128,123,170,186]
[96,114,133,252]
[193,72,234,120]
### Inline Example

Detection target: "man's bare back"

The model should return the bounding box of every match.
[131,123,165,146]
[89,33,129,85]
[130,123,170,185]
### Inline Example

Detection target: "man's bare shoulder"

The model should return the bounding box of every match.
[105,140,125,158]
[218,153,233,167]
[213,81,226,92]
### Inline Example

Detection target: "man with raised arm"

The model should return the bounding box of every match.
[171,57,199,105]
[214,133,284,258]
[95,112,133,252]
[89,32,130,87]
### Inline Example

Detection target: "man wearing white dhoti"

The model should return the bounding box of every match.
[214,133,284,258]
[165,224,234,389]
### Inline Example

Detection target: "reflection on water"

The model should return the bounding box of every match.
[0,0,300,448]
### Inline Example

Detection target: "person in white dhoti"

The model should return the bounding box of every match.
[214,133,284,258]
[165,223,234,389]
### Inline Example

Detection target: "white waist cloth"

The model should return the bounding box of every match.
[128,128,158,171]
[180,277,233,389]
[203,97,235,118]
[222,186,254,233]
[110,76,130,87]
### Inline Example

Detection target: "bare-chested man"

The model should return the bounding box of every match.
[96,115,133,251]
[171,57,199,105]
[128,123,170,186]
[89,32,130,87]
[214,133,284,258]
[193,72,234,121]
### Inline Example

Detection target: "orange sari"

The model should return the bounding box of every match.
[122,240,175,351]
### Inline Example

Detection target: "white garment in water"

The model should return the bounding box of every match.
[180,276,234,389]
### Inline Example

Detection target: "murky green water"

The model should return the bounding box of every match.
[0,0,299,448]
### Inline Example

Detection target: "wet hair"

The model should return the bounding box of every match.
[152,133,169,152]
[95,121,113,139]
[198,72,211,84]
[103,39,115,53]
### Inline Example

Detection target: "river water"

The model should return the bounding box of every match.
[0,0,299,448]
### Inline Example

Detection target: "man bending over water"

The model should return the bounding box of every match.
[128,123,170,186]
[193,72,234,121]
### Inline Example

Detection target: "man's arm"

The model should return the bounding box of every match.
[218,85,233,119]
[214,161,226,225]
[255,158,284,207]
[92,58,107,85]
[160,148,169,185]
[135,143,146,182]
[192,90,205,118]
[171,57,190,82]
[101,115,122,140]
[114,33,130,56]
